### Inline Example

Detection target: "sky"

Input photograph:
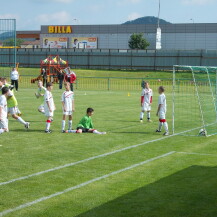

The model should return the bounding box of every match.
[1,0,217,30]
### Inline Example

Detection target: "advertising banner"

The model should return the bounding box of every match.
[72,37,97,49]
[156,27,162,50]
[43,37,68,48]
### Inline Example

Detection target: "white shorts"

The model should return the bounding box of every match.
[63,111,73,116]
[0,119,8,129]
[38,105,45,112]
[142,103,151,112]
[159,111,166,120]
[8,107,18,115]
[44,109,54,117]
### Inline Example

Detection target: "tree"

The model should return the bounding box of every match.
[3,38,24,47]
[128,33,150,50]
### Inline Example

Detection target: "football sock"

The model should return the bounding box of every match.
[147,112,151,120]
[158,122,163,131]
[164,122,169,132]
[17,117,26,125]
[0,129,4,134]
[93,130,102,134]
[62,120,65,131]
[140,112,144,120]
[46,120,51,131]
[67,130,77,133]
[68,120,72,130]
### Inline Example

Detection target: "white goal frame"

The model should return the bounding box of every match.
[172,65,217,137]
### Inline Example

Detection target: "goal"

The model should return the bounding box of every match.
[0,19,17,76]
[172,65,217,137]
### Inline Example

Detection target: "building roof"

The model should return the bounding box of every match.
[17,31,41,34]
[21,40,40,45]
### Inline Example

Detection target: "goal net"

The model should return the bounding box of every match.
[173,65,217,137]
[0,19,17,76]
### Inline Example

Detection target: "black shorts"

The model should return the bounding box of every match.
[77,127,89,133]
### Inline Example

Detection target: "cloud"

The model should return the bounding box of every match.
[35,11,73,25]
[0,14,19,20]
[182,0,214,5]
[128,12,141,21]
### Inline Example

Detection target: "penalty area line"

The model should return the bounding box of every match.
[177,151,217,157]
[0,134,177,187]
[0,151,175,217]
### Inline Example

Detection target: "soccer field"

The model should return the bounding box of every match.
[1,84,217,216]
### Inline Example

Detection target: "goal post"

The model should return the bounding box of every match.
[0,19,17,76]
[172,65,217,137]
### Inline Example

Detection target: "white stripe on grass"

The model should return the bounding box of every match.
[0,151,175,217]
[177,152,217,156]
[0,127,205,186]
[0,135,176,186]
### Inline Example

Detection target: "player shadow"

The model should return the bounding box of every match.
[75,165,217,217]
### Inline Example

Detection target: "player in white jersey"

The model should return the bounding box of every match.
[156,86,169,136]
[35,80,46,114]
[61,82,75,132]
[0,87,10,134]
[140,82,153,123]
[44,82,55,133]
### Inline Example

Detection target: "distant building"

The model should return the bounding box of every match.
[17,31,40,41]
[17,23,217,50]
[20,40,40,48]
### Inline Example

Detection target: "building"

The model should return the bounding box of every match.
[20,40,40,48]
[17,31,40,41]
[19,23,217,50]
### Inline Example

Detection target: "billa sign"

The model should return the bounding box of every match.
[48,26,72,34]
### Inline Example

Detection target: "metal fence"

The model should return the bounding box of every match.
[3,75,174,91]
[1,48,217,70]
[0,19,16,67]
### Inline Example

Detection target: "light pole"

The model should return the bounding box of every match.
[190,18,194,24]
[157,0,161,28]
[156,0,162,50]
[72,19,79,25]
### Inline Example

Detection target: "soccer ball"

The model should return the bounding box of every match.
[198,129,207,136]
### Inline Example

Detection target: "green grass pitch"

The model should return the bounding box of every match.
[1,70,217,217]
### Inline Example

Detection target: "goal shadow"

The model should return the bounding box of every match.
[76,165,217,217]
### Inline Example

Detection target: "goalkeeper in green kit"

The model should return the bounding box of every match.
[66,108,106,134]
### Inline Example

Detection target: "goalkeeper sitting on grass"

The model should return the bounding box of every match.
[66,108,106,135]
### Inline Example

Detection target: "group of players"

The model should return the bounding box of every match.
[0,74,169,136]
[140,81,169,136]
[36,80,106,134]
[0,77,30,135]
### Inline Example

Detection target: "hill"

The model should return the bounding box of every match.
[123,16,171,25]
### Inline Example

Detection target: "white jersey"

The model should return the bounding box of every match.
[61,91,74,112]
[141,88,153,104]
[0,95,8,120]
[11,70,19,80]
[44,90,55,111]
[158,93,167,113]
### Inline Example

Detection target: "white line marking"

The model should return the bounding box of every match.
[0,135,176,186]
[0,151,175,217]
[177,152,217,156]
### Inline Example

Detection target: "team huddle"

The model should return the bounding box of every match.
[0,75,168,136]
